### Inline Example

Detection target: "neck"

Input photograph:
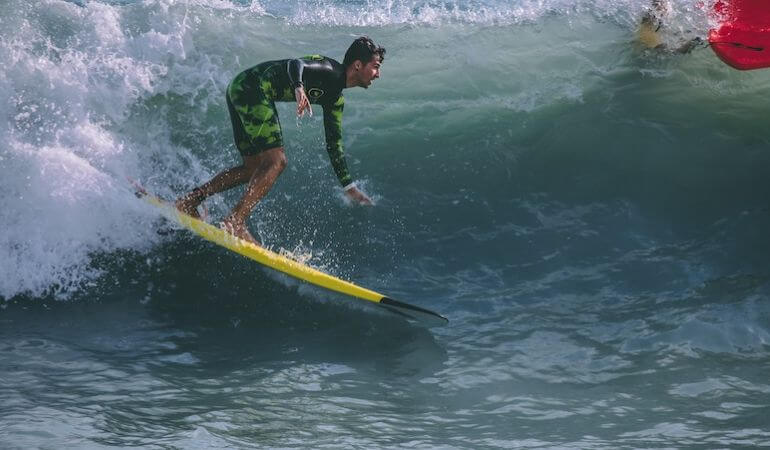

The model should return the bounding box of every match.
[345,65,357,88]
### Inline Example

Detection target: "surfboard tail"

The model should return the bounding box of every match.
[379,297,449,327]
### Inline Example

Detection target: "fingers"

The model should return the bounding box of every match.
[346,188,374,206]
[295,88,312,118]
[359,197,373,206]
[297,97,312,117]
[356,190,373,205]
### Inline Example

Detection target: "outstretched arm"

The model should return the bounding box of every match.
[323,96,372,205]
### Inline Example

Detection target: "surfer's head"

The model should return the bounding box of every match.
[344,36,385,89]
[641,0,668,30]
[649,0,669,16]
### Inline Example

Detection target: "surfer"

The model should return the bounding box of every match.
[175,37,385,245]
[637,0,705,54]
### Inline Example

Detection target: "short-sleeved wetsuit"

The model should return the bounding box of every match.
[226,55,351,187]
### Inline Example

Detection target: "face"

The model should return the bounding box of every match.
[354,55,382,88]
[652,0,669,14]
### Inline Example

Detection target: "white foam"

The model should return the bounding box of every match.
[278,0,708,27]
[0,0,199,299]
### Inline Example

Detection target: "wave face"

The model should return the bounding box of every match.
[1,0,766,299]
[1,0,770,448]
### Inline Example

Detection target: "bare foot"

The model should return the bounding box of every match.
[175,190,204,219]
[220,216,261,247]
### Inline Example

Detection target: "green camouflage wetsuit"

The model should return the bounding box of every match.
[226,55,351,187]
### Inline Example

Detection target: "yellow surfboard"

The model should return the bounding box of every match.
[132,181,448,327]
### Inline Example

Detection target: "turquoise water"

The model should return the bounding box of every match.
[2,0,770,448]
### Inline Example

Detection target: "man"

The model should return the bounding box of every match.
[176,36,385,245]
[637,0,704,54]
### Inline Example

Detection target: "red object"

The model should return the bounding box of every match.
[709,0,770,70]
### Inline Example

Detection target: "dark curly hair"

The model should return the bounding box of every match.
[343,36,385,67]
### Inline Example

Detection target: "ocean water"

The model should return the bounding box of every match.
[2,0,770,447]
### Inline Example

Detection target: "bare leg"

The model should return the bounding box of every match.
[176,145,287,216]
[219,147,287,245]
[175,164,253,218]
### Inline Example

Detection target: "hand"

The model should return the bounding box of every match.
[295,86,312,117]
[345,186,373,205]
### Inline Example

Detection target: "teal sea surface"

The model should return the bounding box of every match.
[1,0,769,447]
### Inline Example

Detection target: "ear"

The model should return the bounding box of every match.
[354,61,362,70]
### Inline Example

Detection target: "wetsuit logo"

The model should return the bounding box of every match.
[308,87,324,99]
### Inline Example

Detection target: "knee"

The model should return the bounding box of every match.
[264,149,287,174]
[243,147,287,173]
[273,150,287,171]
